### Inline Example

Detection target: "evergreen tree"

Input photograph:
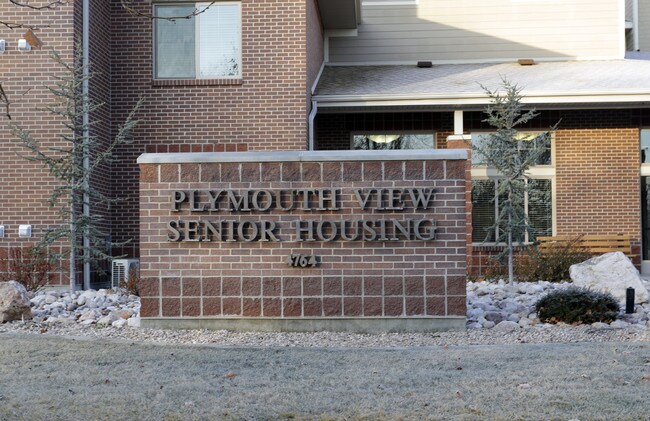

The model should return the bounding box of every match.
[12,47,142,291]
[472,79,556,284]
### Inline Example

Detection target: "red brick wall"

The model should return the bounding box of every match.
[555,128,640,238]
[110,0,313,251]
[138,153,468,323]
[0,2,78,285]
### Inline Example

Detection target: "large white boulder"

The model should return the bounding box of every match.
[569,252,649,305]
[0,281,33,322]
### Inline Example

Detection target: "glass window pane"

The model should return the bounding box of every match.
[641,130,650,163]
[470,134,489,165]
[155,6,196,79]
[518,132,552,165]
[498,179,526,243]
[528,179,552,239]
[352,134,434,150]
[199,4,241,77]
[472,132,551,166]
[471,180,496,242]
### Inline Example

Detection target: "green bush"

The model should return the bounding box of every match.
[535,287,619,324]
[516,238,592,283]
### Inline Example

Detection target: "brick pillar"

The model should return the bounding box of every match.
[447,135,473,276]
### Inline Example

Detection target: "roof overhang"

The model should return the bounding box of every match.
[313,61,650,111]
[317,0,361,30]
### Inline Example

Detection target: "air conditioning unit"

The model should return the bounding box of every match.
[111,259,139,289]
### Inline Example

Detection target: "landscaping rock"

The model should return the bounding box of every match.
[569,252,649,305]
[493,321,520,332]
[0,281,32,322]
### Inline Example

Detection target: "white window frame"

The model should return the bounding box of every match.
[153,1,242,80]
[350,131,436,150]
[362,0,419,6]
[470,131,556,245]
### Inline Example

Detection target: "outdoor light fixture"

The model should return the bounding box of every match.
[626,287,635,314]
[18,225,32,237]
[17,39,31,52]
[0,226,4,238]
[367,134,401,144]
[0,40,5,54]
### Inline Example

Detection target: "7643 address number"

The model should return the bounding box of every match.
[287,253,318,268]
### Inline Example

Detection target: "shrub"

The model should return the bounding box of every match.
[516,238,591,283]
[0,246,54,293]
[119,265,139,296]
[535,287,619,324]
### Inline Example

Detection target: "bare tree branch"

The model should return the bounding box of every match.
[8,0,65,10]
[0,84,11,120]
[120,0,216,21]
[1,20,41,29]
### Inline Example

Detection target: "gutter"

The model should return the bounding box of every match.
[313,90,650,108]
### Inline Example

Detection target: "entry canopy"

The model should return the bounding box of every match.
[314,58,650,110]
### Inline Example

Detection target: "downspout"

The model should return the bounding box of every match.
[82,0,91,290]
[633,0,640,51]
[308,63,324,151]
[308,100,317,151]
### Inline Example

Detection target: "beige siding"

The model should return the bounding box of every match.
[329,0,622,63]
[639,0,650,51]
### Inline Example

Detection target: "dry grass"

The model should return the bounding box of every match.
[0,334,648,420]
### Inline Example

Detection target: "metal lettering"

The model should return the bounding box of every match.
[208,190,225,211]
[408,188,434,210]
[189,190,205,212]
[295,189,316,210]
[167,220,181,241]
[353,188,373,210]
[227,190,250,212]
[362,220,377,241]
[275,190,295,211]
[259,220,279,242]
[171,191,187,212]
[340,220,360,241]
[316,189,340,211]
[251,190,273,211]
[185,220,202,242]
[385,188,404,211]
[316,220,338,242]
[237,221,258,242]
[294,220,315,241]
[414,219,436,240]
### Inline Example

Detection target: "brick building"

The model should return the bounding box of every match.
[2,0,650,330]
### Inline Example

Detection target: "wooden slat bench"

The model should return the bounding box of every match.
[537,235,633,259]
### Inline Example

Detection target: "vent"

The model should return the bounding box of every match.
[111,259,139,289]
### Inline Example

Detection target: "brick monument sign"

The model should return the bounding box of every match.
[137,150,469,332]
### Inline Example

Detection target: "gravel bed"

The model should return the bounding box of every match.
[2,313,650,349]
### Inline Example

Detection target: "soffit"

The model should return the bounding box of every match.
[317,0,360,30]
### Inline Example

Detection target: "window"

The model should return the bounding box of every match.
[471,132,552,166]
[471,132,555,244]
[352,133,435,150]
[472,178,552,243]
[154,2,241,79]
